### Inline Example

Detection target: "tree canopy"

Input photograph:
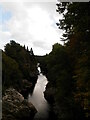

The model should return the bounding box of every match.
[2,40,38,93]
[41,2,90,120]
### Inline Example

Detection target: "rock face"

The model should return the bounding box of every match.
[44,83,55,104]
[20,79,33,98]
[2,88,37,120]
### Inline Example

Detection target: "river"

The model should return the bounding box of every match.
[28,67,50,120]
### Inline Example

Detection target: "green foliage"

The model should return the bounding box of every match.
[2,40,38,95]
[4,40,38,82]
[56,2,90,41]
[2,52,23,92]
[56,2,90,119]
[45,43,74,120]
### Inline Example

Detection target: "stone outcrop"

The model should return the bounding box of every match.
[44,83,55,104]
[2,88,37,120]
[20,79,33,98]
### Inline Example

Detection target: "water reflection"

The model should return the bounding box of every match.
[28,69,49,120]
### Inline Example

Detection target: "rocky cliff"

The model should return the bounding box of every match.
[2,88,37,120]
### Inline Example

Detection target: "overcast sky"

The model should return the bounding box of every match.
[0,1,64,55]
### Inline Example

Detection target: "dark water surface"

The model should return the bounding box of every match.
[28,67,50,120]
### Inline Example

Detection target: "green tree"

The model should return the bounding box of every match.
[30,48,34,56]
[2,52,22,92]
[56,2,90,118]
[4,40,38,83]
[45,43,74,120]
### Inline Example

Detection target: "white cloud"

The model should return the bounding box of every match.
[0,26,11,49]
[0,2,63,55]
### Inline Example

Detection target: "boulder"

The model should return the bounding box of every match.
[2,88,37,120]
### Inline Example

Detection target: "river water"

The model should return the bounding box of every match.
[28,67,50,120]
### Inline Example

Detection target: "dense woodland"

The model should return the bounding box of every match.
[40,2,90,120]
[2,40,38,94]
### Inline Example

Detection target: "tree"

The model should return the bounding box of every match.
[45,43,74,120]
[2,52,23,92]
[56,2,90,40]
[56,2,90,119]
[4,40,38,83]
[27,46,29,52]
[30,48,34,56]
[23,44,25,49]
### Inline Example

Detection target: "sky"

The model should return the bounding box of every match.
[0,0,64,55]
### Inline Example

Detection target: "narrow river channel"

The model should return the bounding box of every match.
[28,67,50,120]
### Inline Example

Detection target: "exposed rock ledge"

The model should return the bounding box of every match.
[2,88,37,120]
